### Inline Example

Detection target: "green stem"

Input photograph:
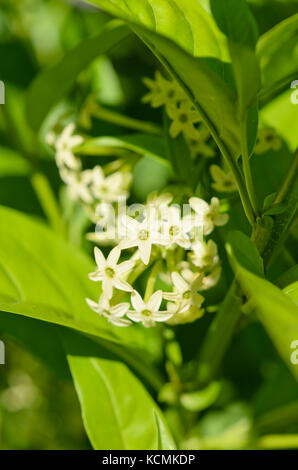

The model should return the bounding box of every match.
[240,114,259,216]
[274,149,298,204]
[144,260,162,303]
[92,104,162,136]
[31,170,66,238]
[197,281,242,384]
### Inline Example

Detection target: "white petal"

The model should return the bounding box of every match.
[88,271,104,281]
[172,272,189,293]
[116,260,135,275]
[119,239,138,250]
[94,247,106,269]
[107,246,121,266]
[110,302,130,317]
[126,311,144,322]
[151,311,174,322]
[86,298,101,313]
[108,317,132,327]
[102,277,113,300]
[146,290,162,312]
[70,135,84,148]
[123,216,139,233]
[139,240,152,265]
[131,290,145,311]
[113,278,133,292]
[215,214,229,226]
[189,197,209,215]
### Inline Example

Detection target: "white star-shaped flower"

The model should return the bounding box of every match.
[201,266,222,291]
[127,290,173,328]
[89,246,134,299]
[60,168,94,204]
[190,240,219,270]
[91,166,130,203]
[86,295,131,327]
[55,123,83,170]
[189,197,229,235]
[120,213,166,265]
[164,271,204,314]
[161,206,192,249]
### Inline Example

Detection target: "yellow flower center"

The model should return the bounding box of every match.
[142,309,152,317]
[139,229,149,241]
[105,267,115,278]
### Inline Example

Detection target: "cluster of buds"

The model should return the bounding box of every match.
[47,123,132,222]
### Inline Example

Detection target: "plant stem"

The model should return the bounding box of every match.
[215,137,256,226]
[92,104,162,136]
[144,260,162,303]
[30,170,66,238]
[274,149,298,204]
[197,281,242,384]
[240,114,259,216]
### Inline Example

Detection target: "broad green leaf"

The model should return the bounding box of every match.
[284,282,298,306]
[210,0,260,156]
[227,234,298,380]
[78,133,170,167]
[257,14,298,103]
[227,231,264,276]
[88,0,229,59]
[26,21,130,132]
[154,411,176,450]
[86,0,242,159]
[61,330,175,450]
[210,0,260,111]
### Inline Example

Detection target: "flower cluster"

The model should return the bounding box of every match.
[143,71,215,159]
[47,123,132,222]
[86,192,229,328]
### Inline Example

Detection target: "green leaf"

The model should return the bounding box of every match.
[210,0,260,160]
[26,21,130,132]
[154,411,177,450]
[284,282,298,306]
[0,205,146,349]
[78,133,170,168]
[227,231,264,276]
[264,203,288,216]
[257,14,298,103]
[210,0,260,111]
[227,234,298,381]
[61,330,175,450]
[86,0,241,159]
[88,0,229,59]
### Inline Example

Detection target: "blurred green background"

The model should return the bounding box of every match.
[0,0,297,450]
